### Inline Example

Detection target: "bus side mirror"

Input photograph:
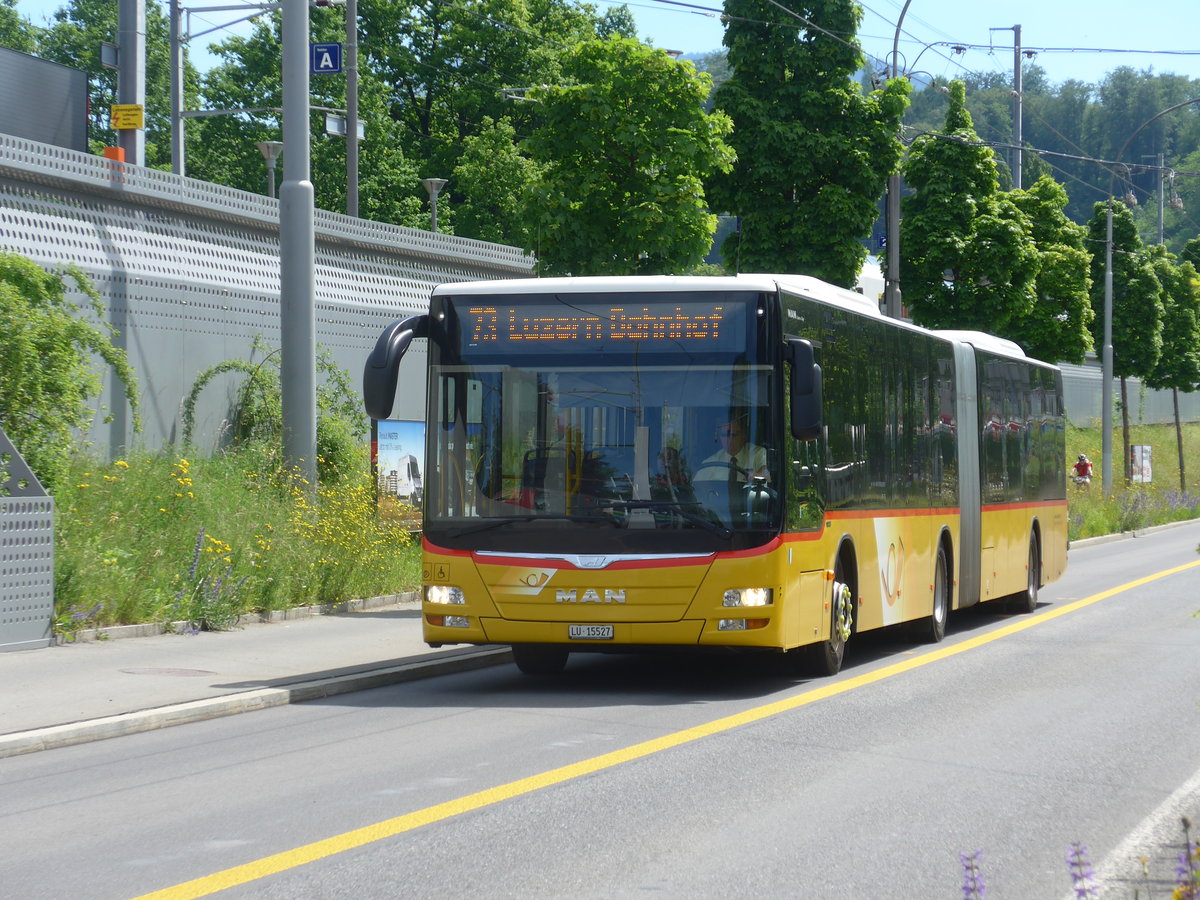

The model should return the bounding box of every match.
[363,314,428,420]
[787,338,822,441]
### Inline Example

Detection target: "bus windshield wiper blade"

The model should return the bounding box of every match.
[448,515,548,536]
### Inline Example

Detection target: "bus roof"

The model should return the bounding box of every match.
[430,275,1048,365]
[933,329,1028,360]
[431,273,883,317]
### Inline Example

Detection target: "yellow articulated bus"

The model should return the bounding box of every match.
[364,274,1067,676]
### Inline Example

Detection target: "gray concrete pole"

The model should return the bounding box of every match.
[1102,201,1113,496]
[1157,152,1165,244]
[280,0,317,486]
[346,0,359,217]
[1013,24,1022,189]
[883,0,913,320]
[170,0,184,175]
[117,0,145,166]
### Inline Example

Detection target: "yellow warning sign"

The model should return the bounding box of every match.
[110,104,144,130]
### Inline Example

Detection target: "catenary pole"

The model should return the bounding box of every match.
[280,0,318,486]
[883,0,913,320]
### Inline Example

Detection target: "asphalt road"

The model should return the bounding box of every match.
[3,522,1199,900]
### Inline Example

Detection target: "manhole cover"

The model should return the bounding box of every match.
[120,668,217,677]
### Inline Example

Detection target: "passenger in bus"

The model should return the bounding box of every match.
[694,415,770,483]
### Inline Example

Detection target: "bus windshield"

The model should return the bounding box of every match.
[425,294,783,554]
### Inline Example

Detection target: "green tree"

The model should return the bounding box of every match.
[190,11,424,226]
[1086,200,1163,479]
[0,0,38,52]
[0,254,140,494]
[708,0,909,287]
[1182,234,1200,270]
[1143,249,1200,491]
[596,4,636,39]
[900,81,1039,335]
[1006,176,1094,363]
[360,0,597,184]
[453,116,541,245]
[524,36,734,276]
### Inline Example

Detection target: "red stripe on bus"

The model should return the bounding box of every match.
[981,499,1068,513]
[825,506,962,521]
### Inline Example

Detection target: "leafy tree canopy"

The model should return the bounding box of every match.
[1085,200,1163,379]
[523,36,733,276]
[1006,176,1094,363]
[901,81,1039,335]
[708,0,909,288]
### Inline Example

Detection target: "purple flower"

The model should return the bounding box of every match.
[960,850,985,899]
[1066,843,1097,899]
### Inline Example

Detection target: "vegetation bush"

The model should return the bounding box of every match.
[0,254,139,494]
[55,444,419,632]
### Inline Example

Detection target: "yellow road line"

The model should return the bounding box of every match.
[135,558,1200,900]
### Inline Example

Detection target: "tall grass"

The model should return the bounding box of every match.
[51,421,1200,631]
[1066,419,1200,540]
[54,444,419,632]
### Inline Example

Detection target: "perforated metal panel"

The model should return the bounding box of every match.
[1,424,53,652]
[0,132,534,454]
[0,496,54,652]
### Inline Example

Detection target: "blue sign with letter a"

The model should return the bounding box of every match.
[311,42,343,75]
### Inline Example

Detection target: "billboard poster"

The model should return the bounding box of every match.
[373,419,425,528]
[1130,445,1152,484]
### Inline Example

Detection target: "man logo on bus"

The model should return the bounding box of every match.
[556,589,627,604]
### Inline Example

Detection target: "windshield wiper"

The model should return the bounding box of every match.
[448,515,549,536]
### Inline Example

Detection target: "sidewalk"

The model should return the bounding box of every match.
[0,594,511,759]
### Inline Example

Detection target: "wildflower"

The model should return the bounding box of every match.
[1067,843,1097,900]
[114,460,129,469]
[960,850,985,899]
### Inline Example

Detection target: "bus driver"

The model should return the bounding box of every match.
[694,415,770,483]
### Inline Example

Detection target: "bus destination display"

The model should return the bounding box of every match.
[459,297,746,354]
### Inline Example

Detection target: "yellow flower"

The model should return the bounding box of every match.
[114,460,129,469]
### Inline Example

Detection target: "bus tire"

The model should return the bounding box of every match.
[511,644,569,675]
[917,543,950,643]
[1012,536,1040,614]
[808,558,854,676]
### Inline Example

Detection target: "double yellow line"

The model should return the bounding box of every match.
[138,559,1200,899]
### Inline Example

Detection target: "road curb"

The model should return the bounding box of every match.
[0,646,511,760]
[56,592,421,645]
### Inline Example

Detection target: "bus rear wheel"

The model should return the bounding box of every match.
[511,644,569,675]
[1011,536,1040,614]
[917,544,949,643]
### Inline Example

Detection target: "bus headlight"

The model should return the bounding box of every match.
[723,587,773,607]
[426,585,465,605]
[426,614,470,628]
[718,618,769,631]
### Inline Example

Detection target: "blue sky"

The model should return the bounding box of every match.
[14,0,1200,87]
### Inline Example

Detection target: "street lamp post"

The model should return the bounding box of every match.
[256,140,284,198]
[421,178,448,232]
[1101,96,1200,496]
[883,0,914,320]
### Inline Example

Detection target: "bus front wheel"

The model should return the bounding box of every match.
[809,560,854,676]
[512,644,570,675]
